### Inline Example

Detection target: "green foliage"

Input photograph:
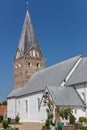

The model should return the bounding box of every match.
[2,119,8,129]
[45,119,50,128]
[59,107,73,120]
[2,101,7,105]
[42,113,54,130]
[0,116,3,122]
[69,114,76,124]
[79,126,87,130]
[15,115,20,123]
[79,117,87,123]
[8,118,11,124]
[48,113,53,119]
[55,127,58,130]
[42,125,50,130]
[55,107,60,114]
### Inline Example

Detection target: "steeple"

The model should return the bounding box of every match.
[15,10,42,59]
[26,0,29,11]
[14,7,45,89]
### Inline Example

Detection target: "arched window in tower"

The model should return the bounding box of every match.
[29,51,32,57]
[33,50,36,57]
[16,51,20,59]
[37,63,40,68]
[28,62,32,67]
[18,64,21,68]
[36,51,39,57]
[15,65,18,69]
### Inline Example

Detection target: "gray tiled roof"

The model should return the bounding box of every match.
[66,57,87,85]
[47,86,85,107]
[8,55,81,98]
[7,88,22,98]
[15,10,42,59]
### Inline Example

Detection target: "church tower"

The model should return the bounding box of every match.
[14,9,45,89]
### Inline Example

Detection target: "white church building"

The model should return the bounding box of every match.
[7,7,87,123]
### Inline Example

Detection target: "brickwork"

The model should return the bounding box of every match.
[14,56,45,89]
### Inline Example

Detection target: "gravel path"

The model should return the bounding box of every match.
[13,122,42,130]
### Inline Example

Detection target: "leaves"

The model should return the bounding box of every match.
[59,107,73,120]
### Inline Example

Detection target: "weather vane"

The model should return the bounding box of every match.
[26,0,29,11]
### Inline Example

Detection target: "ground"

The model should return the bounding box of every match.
[11,122,42,130]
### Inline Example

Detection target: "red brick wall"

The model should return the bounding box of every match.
[14,56,45,89]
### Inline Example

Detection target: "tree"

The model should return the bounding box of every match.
[79,116,87,124]
[2,120,8,129]
[2,101,7,105]
[55,107,60,127]
[15,115,20,124]
[59,107,73,120]
[69,114,76,124]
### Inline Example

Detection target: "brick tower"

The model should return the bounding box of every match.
[14,10,45,89]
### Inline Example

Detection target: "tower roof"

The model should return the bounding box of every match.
[15,10,42,59]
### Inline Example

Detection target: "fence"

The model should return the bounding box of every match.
[63,125,78,130]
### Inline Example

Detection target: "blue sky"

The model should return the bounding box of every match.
[0,0,87,102]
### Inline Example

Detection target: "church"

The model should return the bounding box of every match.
[7,6,87,123]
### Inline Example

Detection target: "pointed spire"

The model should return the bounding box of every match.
[15,5,42,60]
[26,0,29,11]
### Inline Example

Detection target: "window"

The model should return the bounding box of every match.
[28,62,32,67]
[25,100,28,113]
[36,51,39,57]
[33,50,36,57]
[18,101,20,107]
[82,92,85,101]
[37,98,40,111]
[75,109,77,114]
[37,63,40,68]
[29,51,32,56]
[18,64,21,68]
[15,65,18,69]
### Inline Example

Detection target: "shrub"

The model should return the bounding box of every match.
[0,118,1,123]
[48,113,53,119]
[2,119,8,129]
[8,118,11,124]
[15,115,20,124]
[45,119,50,128]
[79,126,87,130]
[69,114,76,124]
[42,113,53,130]
[55,127,58,130]
[0,116,3,122]
[79,117,87,123]
[42,125,49,130]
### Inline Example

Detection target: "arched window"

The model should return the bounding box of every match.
[15,65,18,69]
[29,51,32,57]
[25,100,28,113]
[36,51,39,57]
[18,64,21,68]
[28,62,32,67]
[37,63,40,68]
[33,50,36,57]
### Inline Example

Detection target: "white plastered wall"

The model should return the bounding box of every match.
[7,98,16,119]
[15,91,48,122]
[73,83,87,120]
